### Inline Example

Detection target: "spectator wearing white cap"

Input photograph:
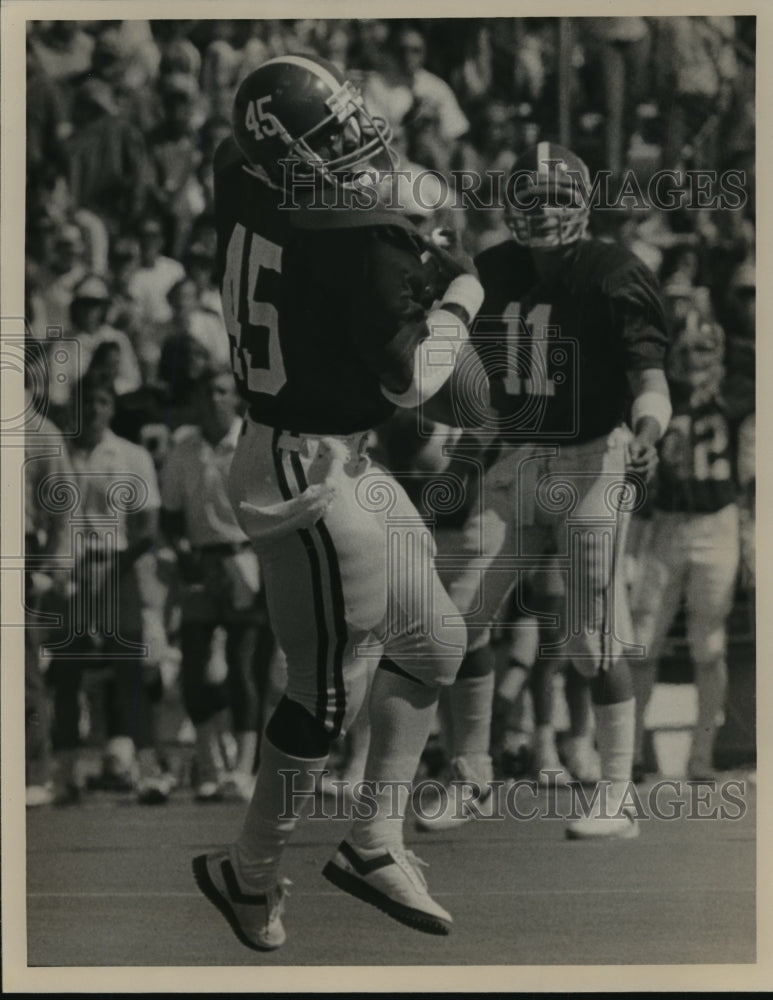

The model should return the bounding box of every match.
[45,274,142,412]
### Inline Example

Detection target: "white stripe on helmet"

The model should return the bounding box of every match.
[537,140,551,181]
[259,54,342,95]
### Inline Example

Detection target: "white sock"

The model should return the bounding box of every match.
[594,698,635,804]
[195,716,225,785]
[350,667,439,851]
[236,736,327,890]
[690,658,727,770]
[449,673,496,759]
[235,731,258,776]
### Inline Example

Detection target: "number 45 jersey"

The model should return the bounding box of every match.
[213,138,434,436]
[472,238,670,445]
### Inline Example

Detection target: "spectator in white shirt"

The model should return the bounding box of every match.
[128,215,186,328]
[160,277,230,371]
[46,371,170,804]
[161,368,266,801]
[363,25,469,173]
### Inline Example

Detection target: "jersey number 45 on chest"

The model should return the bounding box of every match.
[222,223,286,398]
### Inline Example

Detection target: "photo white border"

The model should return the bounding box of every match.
[2,0,770,991]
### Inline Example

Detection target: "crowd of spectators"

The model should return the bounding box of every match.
[23,17,755,806]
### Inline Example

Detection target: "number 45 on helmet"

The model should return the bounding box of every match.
[232,54,396,190]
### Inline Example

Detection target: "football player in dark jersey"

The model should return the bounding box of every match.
[192,54,488,948]
[435,143,672,838]
[630,308,740,781]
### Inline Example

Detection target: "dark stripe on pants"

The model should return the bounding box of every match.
[289,450,348,737]
[271,430,330,726]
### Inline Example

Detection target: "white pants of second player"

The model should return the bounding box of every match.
[441,426,636,675]
[629,502,740,666]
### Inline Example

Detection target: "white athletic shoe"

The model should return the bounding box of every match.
[192,848,289,950]
[565,807,640,840]
[566,779,640,840]
[322,839,452,934]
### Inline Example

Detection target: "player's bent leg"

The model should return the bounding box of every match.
[322,656,455,934]
[322,573,463,932]
[192,696,334,950]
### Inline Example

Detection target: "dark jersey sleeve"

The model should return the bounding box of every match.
[346,226,432,395]
[600,251,670,371]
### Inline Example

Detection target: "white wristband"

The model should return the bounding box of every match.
[441,274,485,321]
[381,308,468,409]
[631,391,672,438]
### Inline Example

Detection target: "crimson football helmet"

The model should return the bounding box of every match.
[232,54,395,188]
[505,142,591,248]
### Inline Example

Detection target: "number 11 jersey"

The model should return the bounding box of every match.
[472,238,670,445]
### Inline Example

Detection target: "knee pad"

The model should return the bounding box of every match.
[265,696,333,759]
[381,644,463,689]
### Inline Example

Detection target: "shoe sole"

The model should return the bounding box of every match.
[191,855,283,951]
[414,816,470,833]
[565,821,640,841]
[321,861,451,936]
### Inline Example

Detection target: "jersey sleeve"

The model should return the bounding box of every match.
[603,254,670,371]
[340,226,434,395]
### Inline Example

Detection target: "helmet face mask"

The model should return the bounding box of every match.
[667,309,725,394]
[233,57,396,190]
[506,144,591,249]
